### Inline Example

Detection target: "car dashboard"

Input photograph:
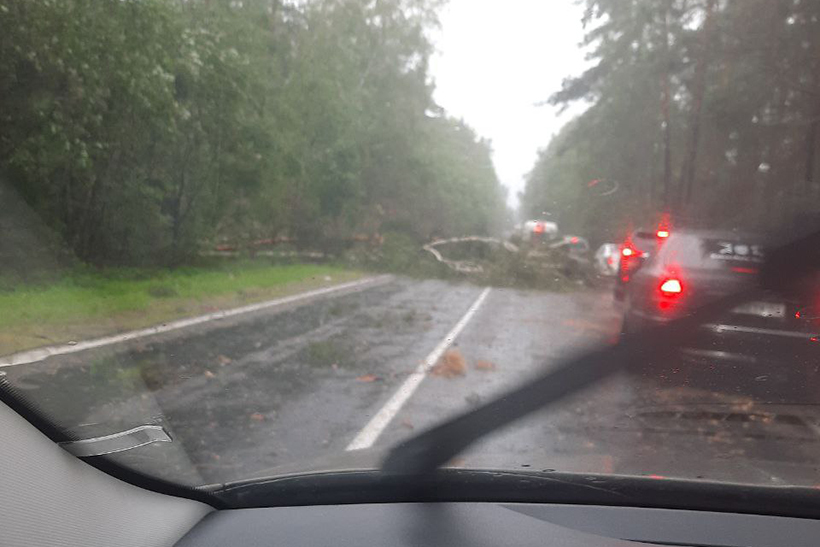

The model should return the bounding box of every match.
[174,500,820,547]
[2,398,820,547]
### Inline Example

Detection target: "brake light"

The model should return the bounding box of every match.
[659,278,682,295]
[656,229,670,239]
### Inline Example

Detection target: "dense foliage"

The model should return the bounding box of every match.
[521,0,820,243]
[0,0,507,265]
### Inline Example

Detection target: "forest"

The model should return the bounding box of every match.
[0,0,508,266]
[521,0,820,244]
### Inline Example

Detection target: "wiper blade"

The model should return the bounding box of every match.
[383,226,820,475]
[382,291,750,474]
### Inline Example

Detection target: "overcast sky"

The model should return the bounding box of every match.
[429,0,589,209]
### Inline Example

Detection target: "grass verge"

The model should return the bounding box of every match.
[0,262,363,356]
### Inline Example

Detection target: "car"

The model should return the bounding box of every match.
[520,219,559,243]
[549,236,591,277]
[566,235,589,255]
[614,228,669,301]
[593,243,620,276]
[620,229,820,402]
[550,235,589,256]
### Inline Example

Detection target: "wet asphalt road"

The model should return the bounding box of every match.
[4,276,820,488]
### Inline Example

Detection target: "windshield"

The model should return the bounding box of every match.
[2,0,820,500]
[659,234,766,269]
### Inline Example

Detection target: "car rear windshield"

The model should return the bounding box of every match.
[662,235,765,270]
[632,232,657,250]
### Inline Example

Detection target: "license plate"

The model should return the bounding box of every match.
[732,301,786,318]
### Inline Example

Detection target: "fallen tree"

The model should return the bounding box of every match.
[423,237,519,273]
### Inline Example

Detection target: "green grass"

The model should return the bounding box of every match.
[0,262,363,355]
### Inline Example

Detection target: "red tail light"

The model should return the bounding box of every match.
[659,278,682,296]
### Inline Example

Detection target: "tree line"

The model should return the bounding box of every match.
[521,0,820,243]
[0,0,507,265]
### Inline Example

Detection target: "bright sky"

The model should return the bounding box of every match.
[429,0,589,210]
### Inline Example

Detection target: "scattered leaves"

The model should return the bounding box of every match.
[431,348,466,378]
[356,374,380,383]
[249,412,265,422]
[217,354,232,366]
[204,370,216,378]
[475,360,496,371]
[401,419,415,430]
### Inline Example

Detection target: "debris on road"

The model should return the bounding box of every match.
[423,236,518,274]
[217,354,232,366]
[431,348,466,378]
[249,412,265,422]
[418,234,591,290]
[204,370,216,379]
[475,360,496,371]
[356,374,380,383]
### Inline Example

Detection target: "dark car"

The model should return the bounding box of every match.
[614,228,667,301]
[621,229,820,402]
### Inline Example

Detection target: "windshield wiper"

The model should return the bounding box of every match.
[382,227,820,475]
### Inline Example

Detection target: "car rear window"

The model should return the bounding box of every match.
[661,235,765,270]
[632,232,657,251]
[701,239,765,264]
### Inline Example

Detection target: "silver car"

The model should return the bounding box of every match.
[594,243,620,276]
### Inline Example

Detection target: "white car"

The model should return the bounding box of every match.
[520,220,558,242]
[594,243,620,276]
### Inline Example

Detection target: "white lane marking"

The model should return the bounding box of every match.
[346,287,492,451]
[704,323,817,339]
[0,275,391,368]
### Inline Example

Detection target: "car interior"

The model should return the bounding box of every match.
[5,0,820,546]
[4,395,820,547]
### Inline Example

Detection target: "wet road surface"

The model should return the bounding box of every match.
[3,276,820,487]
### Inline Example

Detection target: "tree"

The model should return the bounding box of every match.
[0,0,507,265]
[522,0,820,243]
